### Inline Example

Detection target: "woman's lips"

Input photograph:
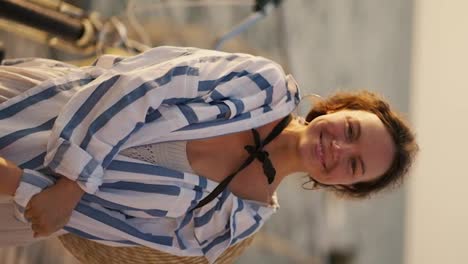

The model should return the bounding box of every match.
[316,132,326,170]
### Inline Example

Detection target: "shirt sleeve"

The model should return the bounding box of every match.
[43,47,202,193]
[44,46,290,194]
[13,169,55,223]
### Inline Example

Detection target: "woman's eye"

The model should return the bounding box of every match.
[347,121,353,139]
[350,158,357,175]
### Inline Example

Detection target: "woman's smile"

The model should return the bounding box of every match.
[315,132,326,170]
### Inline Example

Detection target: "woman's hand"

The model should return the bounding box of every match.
[25,177,84,237]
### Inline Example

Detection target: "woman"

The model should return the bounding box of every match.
[0,46,417,263]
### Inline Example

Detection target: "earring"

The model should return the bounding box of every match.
[301,94,323,102]
[294,116,309,125]
[301,177,320,190]
[295,93,323,117]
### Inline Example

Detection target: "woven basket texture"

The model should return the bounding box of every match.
[59,233,255,264]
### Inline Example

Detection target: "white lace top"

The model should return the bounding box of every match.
[120,141,195,174]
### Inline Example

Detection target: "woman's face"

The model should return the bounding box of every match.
[298,109,395,186]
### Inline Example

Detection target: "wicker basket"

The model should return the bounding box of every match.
[59,233,255,264]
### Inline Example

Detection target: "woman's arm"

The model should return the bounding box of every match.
[0,157,22,196]
[0,156,83,237]
[43,46,289,195]
[44,46,204,194]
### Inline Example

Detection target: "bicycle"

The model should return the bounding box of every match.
[0,0,283,62]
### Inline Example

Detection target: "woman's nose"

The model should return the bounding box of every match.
[332,140,356,157]
[332,140,341,152]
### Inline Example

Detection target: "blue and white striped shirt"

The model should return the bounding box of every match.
[1,46,300,262]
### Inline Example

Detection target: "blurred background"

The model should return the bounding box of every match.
[0,0,467,263]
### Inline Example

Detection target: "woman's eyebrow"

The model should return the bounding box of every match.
[354,118,362,140]
[359,156,366,176]
[347,116,362,140]
[351,118,366,175]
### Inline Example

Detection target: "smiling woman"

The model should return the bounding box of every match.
[299,109,396,186]
[304,91,418,197]
[0,46,417,263]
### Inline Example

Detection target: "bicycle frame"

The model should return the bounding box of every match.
[0,0,282,56]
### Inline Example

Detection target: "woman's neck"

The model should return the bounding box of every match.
[264,118,306,187]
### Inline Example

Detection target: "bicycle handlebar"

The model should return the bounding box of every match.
[254,0,283,12]
[0,0,84,42]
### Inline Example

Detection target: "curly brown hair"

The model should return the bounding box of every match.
[305,90,418,198]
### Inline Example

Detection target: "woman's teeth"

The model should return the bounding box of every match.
[317,132,326,169]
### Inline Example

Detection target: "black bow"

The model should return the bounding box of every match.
[244,129,276,184]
